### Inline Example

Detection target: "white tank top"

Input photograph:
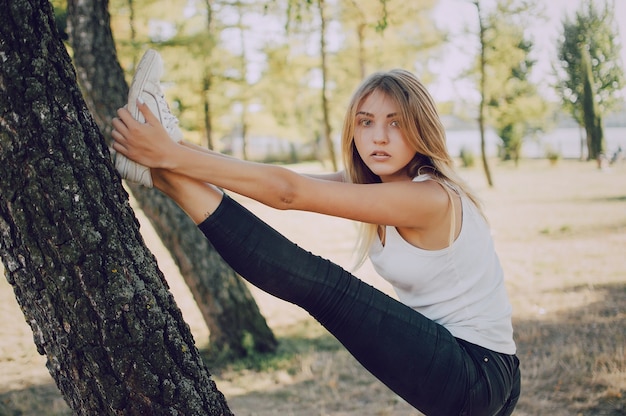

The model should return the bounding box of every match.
[368,176,516,354]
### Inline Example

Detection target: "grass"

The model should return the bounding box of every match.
[513,282,624,415]
[202,319,343,374]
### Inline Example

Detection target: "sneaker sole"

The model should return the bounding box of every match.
[128,49,162,121]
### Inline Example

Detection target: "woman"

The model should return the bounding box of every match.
[111,50,520,416]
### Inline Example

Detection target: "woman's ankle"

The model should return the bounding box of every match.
[150,169,224,223]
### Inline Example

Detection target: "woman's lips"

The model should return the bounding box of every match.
[370,151,391,161]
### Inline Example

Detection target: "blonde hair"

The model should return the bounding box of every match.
[340,69,485,267]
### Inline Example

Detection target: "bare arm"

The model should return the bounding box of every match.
[180,141,347,183]
[304,170,347,182]
[111,103,449,230]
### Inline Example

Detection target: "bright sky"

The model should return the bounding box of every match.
[430,0,626,101]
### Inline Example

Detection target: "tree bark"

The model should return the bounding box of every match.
[0,1,234,413]
[66,0,277,359]
[474,0,494,187]
[318,0,338,171]
[580,44,605,161]
[202,0,215,150]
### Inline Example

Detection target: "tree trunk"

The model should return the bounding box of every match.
[318,0,338,171]
[66,0,277,359]
[348,0,367,80]
[236,6,250,162]
[474,0,494,187]
[202,73,215,150]
[580,44,605,161]
[202,0,215,150]
[0,1,234,414]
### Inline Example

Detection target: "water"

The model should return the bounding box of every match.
[231,127,626,162]
[445,127,626,159]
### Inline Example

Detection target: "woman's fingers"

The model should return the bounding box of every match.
[110,104,176,168]
[137,100,160,126]
[110,128,126,151]
[111,117,128,137]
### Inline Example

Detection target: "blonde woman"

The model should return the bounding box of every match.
[112,51,520,416]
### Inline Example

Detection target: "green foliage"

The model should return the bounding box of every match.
[580,43,605,159]
[480,0,549,165]
[51,0,68,41]
[204,320,341,372]
[555,0,625,119]
[336,0,443,80]
[241,331,256,357]
[554,0,625,160]
[544,146,561,164]
[107,0,445,160]
[459,147,475,168]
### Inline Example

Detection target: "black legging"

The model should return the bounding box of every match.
[198,194,521,416]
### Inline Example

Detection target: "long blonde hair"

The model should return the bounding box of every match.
[340,69,485,267]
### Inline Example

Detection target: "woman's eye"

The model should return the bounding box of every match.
[359,119,372,126]
[390,120,400,127]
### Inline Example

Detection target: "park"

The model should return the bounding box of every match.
[0,0,624,414]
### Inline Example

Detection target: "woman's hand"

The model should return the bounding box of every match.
[111,101,180,170]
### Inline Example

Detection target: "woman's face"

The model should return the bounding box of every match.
[354,90,416,182]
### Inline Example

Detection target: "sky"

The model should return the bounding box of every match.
[210,0,626,101]
[429,0,626,102]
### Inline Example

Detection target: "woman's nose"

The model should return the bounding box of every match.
[372,128,388,144]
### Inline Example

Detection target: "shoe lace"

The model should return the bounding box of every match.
[155,90,179,133]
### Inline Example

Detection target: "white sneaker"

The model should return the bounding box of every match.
[127,49,183,141]
[114,49,183,187]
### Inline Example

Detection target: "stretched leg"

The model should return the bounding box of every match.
[151,168,225,224]
[152,170,519,416]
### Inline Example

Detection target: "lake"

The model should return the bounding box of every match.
[445,127,626,160]
[230,127,626,162]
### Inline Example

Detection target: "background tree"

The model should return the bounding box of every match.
[342,0,370,80]
[66,0,277,361]
[276,0,340,170]
[579,43,605,161]
[317,0,338,171]
[483,2,548,165]
[336,0,444,78]
[333,0,445,114]
[554,0,625,161]
[0,1,233,413]
[111,0,234,149]
[233,2,252,160]
[106,0,445,169]
[473,0,495,186]
[257,42,321,159]
[472,0,545,183]
[278,0,445,169]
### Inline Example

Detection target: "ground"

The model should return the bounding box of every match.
[0,159,624,415]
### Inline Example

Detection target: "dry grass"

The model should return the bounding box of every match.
[0,158,624,415]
